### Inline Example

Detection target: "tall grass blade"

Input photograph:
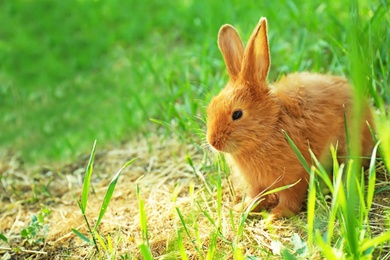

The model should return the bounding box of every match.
[315,230,340,259]
[136,183,154,259]
[94,158,138,230]
[308,149,334,193]
[175,207,203,258]
[205,231,217,260]
[81,140,97,214]
[136,183,150,247]
[341,160,359,256]
[374,185,390,195]
[360,231,390,253]
[196,202,216,228]
[217,161,222,228]
[238,179,302,233]
[377,118,390,172]
[261,179,302,197]
[177,229,189,260]
[107,234,113,255]
[327,163,345,245]
[356,168,367,228]
[95,232,107,252]
[233,247,245,260]
[330,145,340,184]
[0,233,8,243]
[282,130,310,173]
[281,249,297,260]
[343,106,351,156]
[229,209,235,232]
[72,228,92,244]
[139,243,154,260]
[306,167,316,252]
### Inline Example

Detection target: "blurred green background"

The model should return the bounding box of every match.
[0,0,388,163]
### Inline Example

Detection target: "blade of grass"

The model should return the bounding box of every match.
[136,182,150,248]
[306,166,316,252]
[95,232,107,252]
[261,179,302,197]
[374,186,390,195]
[81,140,97,214]
[0,234,8,243]
[341,160,359,256]
[281,249,298,260]
[376,117,390,172]
[326,162,345,245]
[216,160,222,228]
[315,230,340,259]
[330,145,340,185]
[193,214,203,259]
[205,231,217,260]
[233,247,245,260]
[308,149,334,194]
[107,234,113,255]
[195,202,231,245]
[282,130,310,173]
[136,182,154,258]
[73,141,99,252]
[229,209,235,232]
[360,231,390,253]
[94,158,138,230]
[241,179,302,226]
[177,229,189,260]
[363,142,380,234]
[175,207,203,258]
[355,168,368,230]
[72,228,92,244]
[343,106,351,157]
[139,243,154,260]
[196,202,216,228]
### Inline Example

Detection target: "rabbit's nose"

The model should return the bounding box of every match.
[208,135,223,151]
[210,140,220,150]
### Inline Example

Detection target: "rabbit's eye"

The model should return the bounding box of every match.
[232,110,243,120]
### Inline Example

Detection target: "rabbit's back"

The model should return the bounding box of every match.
[273,72,371,161]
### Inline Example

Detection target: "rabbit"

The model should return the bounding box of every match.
[206,17,374,218]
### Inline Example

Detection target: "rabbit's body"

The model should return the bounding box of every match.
[206,18,373,218]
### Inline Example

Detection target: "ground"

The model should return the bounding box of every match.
[0,135,389,259]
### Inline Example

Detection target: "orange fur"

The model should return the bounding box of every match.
[206,18,374,218]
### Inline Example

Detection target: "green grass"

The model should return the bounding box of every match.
[1,0,388,163]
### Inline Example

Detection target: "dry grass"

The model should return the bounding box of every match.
[0,135,389,259]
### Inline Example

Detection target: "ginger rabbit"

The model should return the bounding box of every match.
[206,18,374,218]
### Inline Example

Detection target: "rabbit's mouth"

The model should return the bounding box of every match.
[209,141,225,152]
[207,137,238,154]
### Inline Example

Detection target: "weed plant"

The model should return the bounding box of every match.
[72,141,137,258]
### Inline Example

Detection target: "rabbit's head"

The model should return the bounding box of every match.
[207,18,280,154]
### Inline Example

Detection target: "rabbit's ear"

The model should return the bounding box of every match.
[241,18,270,87]
[218,25,245,81]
